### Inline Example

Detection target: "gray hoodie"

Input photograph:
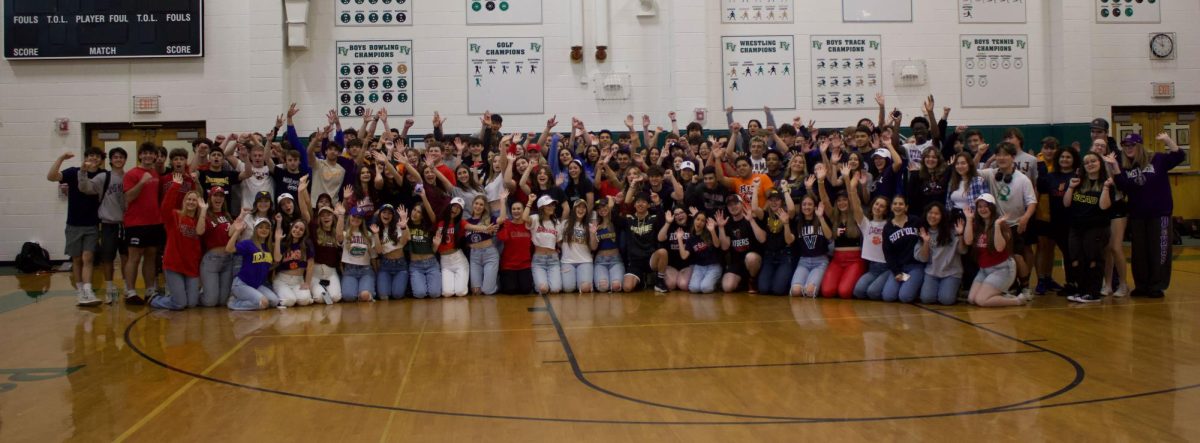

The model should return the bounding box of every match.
[79,169,125,224]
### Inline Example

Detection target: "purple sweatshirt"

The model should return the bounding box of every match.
[1114,150,1185,217]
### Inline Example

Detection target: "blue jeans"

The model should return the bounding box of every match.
[154,270,198,310]
[882,263,926,303]
[377,258,409,300]
[921,274,961,305]
[409,258,442,299]
[562,262,593,293]
[469,246,500,295]
[593,253,625,292]
[229,277,278,311]
[854,261,891,300]
[199,251,233,307]
[689,263,722,293]
[757,251,794,295]
[532,253,562,294]
[341,263,375,302]
[790,256,830,295]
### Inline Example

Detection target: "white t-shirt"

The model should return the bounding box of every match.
[560,223,592,264]
[981,169,1036,226]
[751,156,767,175]
[529,215,563,250]
[238,162,274,209]
[341,230,376,266]
[903,140,933,171]
[858,217,888,263]
[310,159,345,208]
[484,174,505,203]
[949,185,972,211]
[1013,151,1039,184]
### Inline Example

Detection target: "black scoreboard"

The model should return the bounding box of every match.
[4,0,203,59]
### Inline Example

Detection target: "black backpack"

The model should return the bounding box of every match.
[15,242,53,274]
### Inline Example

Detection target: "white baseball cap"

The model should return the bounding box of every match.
[537,194,556,208]
[679,161,696,171]
[975,193,996,205]
[450,197,466,208]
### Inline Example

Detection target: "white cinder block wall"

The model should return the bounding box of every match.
[0,0,1197,260]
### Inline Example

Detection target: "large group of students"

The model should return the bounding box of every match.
[51,96,1184,310]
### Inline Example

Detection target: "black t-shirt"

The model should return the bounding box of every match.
[685,234,719,266]
[756,212,789,254]
[272,166,304,200]
[724,217,758,254]
[1069,188,1109,227]
[640,181,676,211]
[199,168,241,195]
[616,210,663,259]
[61,167,101,227]
[792,217,830,257]
[564,178,595,207]
[906,172,949,217]
[684,182,729,216]
[664,220,690,266]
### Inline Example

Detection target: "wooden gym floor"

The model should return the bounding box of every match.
[2,249,1199,442]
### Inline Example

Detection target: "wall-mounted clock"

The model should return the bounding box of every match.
[1150,32,1175,60]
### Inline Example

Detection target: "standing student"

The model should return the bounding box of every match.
[753,189,795,295]
[590,197,624,293]
[308,127,346,208]
[78,148,127,304]
[338,205,377,302]
[151,174,207,310]
[916,203,964,305]
[226,217,279,310]
[497,191,534,295]
[1037,147,1079,296]
[1089,138,1129,297]
[529,195,565,295]
[1113,132,1184,298]
[199,187,236,307]
[435,197,470,297]
[789,195,833,298]
[465,196,500,295]
[979,143,1038,296]
[374,204,411,300]
[881,196,925,303]
[963,195,1030,306]
[122,143,164,304]
[50,149,103,306]
[818,167,864,299]
[407,188,442,298]
[716,195,766,293]
[561,200,594,293]
[679,213,722,293]
[1063,152,1113,303]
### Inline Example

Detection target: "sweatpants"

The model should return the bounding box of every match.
[1129,216,1172,293]
[498,268,534,295]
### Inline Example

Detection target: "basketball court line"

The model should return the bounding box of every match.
[581,349,1047,375]
[113,335,254,442]
[378,320,427,443]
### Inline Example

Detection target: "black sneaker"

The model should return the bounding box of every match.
[1067,293,1102,303]
[124,292,145,305]
[1058,284,1079,297]
[654,281,668,293]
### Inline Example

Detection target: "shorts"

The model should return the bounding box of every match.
[1032,220,1052,238]
[64,225,98,257]
[724,251,751,278]
[624,254,652,284]
[1009,225,1031,255]
[97,223,127,262]
[125,224,165,249]
[667,253,688,271]
[974,258,1016,290]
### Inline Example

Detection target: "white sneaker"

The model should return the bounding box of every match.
[1100,284,1113,297]
[104,288,118,304]
[1113,284,1129,298]
[77,292,101,307]
[1016,291,1034,304]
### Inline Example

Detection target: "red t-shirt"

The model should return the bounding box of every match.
[202,211,234,251]
[497,220,532,270]
[123,166,162,227]
[436,164,457,187]
[436,219,466,254]
[160,183,202,276]
[974,231,1011,269]
[596,178,621,199]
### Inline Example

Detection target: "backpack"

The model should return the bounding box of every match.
[15,242,53,274]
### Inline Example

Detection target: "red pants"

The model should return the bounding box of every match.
[821,249,864,299]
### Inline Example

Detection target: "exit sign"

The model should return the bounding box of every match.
[1152,82,1175,98]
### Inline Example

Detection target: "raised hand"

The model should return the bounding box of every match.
[343,184,354,200]
[875,92,885,107]
[775,208,790,223]
[546,115,558,129]
[641,114,651,128]
[59,152,76,161]
[1156,131,1173,144]
[668,111,677,121]
[625,114,635,128]
[369,224,379,234]
[805,174,817,189]
[814,163,827,180]
[714,210,728,227]
[839,164,851,178]
[286,102,299,119]
[326,109,338,125]
[433,111,445,128]
[231,217,246,232]
[404,119,415,130]
[706,217,717,231]
[397,206,409,224]
[725,106,734,114]
[274,114,285,129]
[589,221,598,234]
[334,203,346,216]
[172,172,184,184]
[299,174,309,190]
[954,219,965,236]
[918,227,930,242]
[1069,177,1081,189]
[963,204,975,221]
[1104,177,1115,188]
[674,227,685,240]
[815,202,825,218]
[197,199,209,212]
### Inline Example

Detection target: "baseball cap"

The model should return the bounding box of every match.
[525,144,541,153]
[726,194,743,204]
[766,188,783,200]
[348,206,367,217]
[1121,133,1143,146]
[276,193,294,203]
[251,217,273,227]
[679,161,696,172]
[379,203,396,212]
[537,194,556,208]
[317,205,335,215]
[450,197,466,208]
[975,194,996,205]
[1090,118,1110,131]
[206,186,227,196]
[254,190,272,202]
[872,149,889,158]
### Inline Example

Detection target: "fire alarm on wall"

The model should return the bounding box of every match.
[55,118,70,135]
